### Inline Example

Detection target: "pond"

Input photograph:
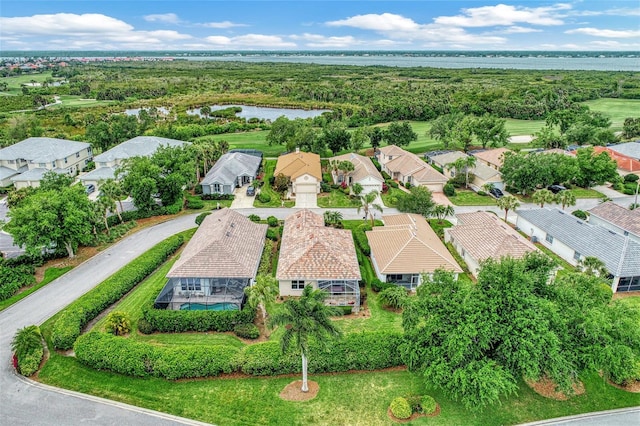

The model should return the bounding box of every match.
[187,104,330,120]
[124,106,171,116]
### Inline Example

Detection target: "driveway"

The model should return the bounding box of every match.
[230,186,255,209]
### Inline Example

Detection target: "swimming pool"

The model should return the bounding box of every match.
[179,302,239,311]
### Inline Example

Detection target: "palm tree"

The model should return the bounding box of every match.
[432,204,455,223]
[482,183,496,193]
[95,196,113,235]
[358,190,383,227]
[99,178,124,222]
[496,195,520,222]
[556,190,577,210]
[244,275,279,326]
[323,210,343,227]
[337,160,354,184]
[447,156,477,189]
[268,286,342,392]
[532,189,556,208]
[579,256,609,278]
[11,325,42,361]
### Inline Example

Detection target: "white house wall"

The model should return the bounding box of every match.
[516,216,579,267]
[278,279,319,297]
[589,216,640,244]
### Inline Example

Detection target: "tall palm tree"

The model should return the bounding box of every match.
[95,196,113,235]
[432,204,455,223]
[579,256,609,278]
[244,275,279,326]
[532,189,556,208]
[99,178,124,222]
[323,210,343,227]
[447,156,477,189]
[268,286,342,392]
[358,190,383,227]
[556,190,577,210]
[11,325,42,361]
[496,195,520,222]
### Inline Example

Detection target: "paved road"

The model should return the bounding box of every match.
[0,213,209,426]
[521,406,640,425]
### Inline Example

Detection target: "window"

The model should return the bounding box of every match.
[387,274,403,282]
[180,278,201,291]
[291,280,305,290]
[573,252,581,261]
[76,152,80,158]
[64,157,68,164]
[213,183,221,193]
[39,163,46,167]
[388,156,393,160]
[545,234,554,244]
[52,161,56,168]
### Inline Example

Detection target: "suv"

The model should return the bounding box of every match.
[85,184,95,195]
[547,185,567,194]
[246,186,256,196]
[489,187,504,199]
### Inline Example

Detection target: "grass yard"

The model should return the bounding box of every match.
[380,187,406,208]
[253,160,295,208]
[196,130,285,158]
[0,266,73,312]
[317,190,361,208]
[568,188,605,199]
[49,95,116,108]
[504,118,546,136]
[582,98,640,131]
[448,189,497,206]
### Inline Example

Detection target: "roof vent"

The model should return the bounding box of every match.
[226,231,231,237]
[230,222,235,228]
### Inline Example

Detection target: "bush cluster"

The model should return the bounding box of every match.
[13,325,44,377]
[371,278,395,292]
[142,305,255,333]
[195,211,212,226]
[201,193,234,201]
[257,239,275,276]
[74,332,238,380]
[267,216,279,227]
[233,323,260,339]
[572,210,588,220]
[185,197,205,209]
[91,221,136,245]
[352,224,371,256]
[389,397,412,419]
[0,264,36,301]
[258,192,271,203]
[266,228,279,241]
[51,235,184,350]
[443,183,456,196]
[241,331,404,376]
[386,179,399,189]
[379,285,409,309]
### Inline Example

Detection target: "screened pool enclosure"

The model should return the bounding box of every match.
[154,277,249,311]
[318,279,361,312]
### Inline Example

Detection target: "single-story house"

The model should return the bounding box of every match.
[608,142,640,161]
[277,209,361,311]
[328,152,383,195]
[0,137,92,188]
[588,202,640,244]
[200,152,261,195]
[589,146,640,177]
[377,145,448,192]
[472,147,511,170]
[445,211,538,277]
[274,149,322,208]
[366,213,463,290]
[516,208,640,293]
[429,151,504,191]
[79,136,187,189]
[428,151,468,176]
[154,208,267,311]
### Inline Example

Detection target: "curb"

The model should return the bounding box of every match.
[519,406,640,425]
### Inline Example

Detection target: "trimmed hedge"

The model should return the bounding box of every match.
[234,323,260,339]
[142,304,255,333]
[18,345,44,377]
[390,397,412,419]
[51,235,184,350]
[0,264,36,301]
[352,224,371,256]
[241,331,404,376]
[74,332,238,380]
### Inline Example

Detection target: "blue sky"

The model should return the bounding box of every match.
[1,1,639,51]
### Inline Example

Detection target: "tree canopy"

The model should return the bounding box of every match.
[396,186,435,217]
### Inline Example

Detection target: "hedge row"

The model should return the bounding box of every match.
[74,330,404,380]
[51,235,184,350]
[74,332,238,380]
[142,304,255,333]
[352,224,371,256]
[18,345,44,377]
[0,264,36,301]
[241,331,404,376]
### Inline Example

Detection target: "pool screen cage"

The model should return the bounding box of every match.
[154,277,249,311]
[318,279,360,312]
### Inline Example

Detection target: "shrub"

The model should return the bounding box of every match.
[623,187,636,195]
[389,397,412,420]
[248,214,261,222]
[381,171,391,180]
[267,216,279,227]
[352,223,371,256]
[195,211,212,226]
[0,264,36,301]
[624,174,639,183]
[421,395,437,414]
[379,286,409,309]
[320,182,332,192]
[477,190,487,196]
[371,278,394,292]
[186,198,204,209]
[258,192,271,203]
[405,395,422,413]
[201,193,234,201]
[572,210,588,220]
[234,323,260,339]
[18,345,44,377]
[11,325,44,376]
[386,180,399,189]
[405,182,412,189]
[51,235,184,350]
[104,311,131,336]
[266,228,279,241]
[443,183,456,197]
[142,304,255,333]
[137,318,154,335]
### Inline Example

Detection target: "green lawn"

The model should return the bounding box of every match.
[448,190,497,206]
[195,130,286,158]
[0,266,73,312]
[316,190,361,208]
[582,98,640,131]
[381,187,406,208]
[49,95,116,108]
[253,160,295,208]
[504,118,546,136]
[569,188,605,199]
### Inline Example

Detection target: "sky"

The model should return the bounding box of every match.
[1,1,639,51]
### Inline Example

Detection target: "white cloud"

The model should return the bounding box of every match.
[205,34,296,48]
[143,13,181,24]
[200,21,248,29]
[434,3,571,27]
[327,13,419,31]
[566,27,640,38]
[290,33,359,48]
[501,26,543,34]
[572,7,640,17]
[0,13,133,36]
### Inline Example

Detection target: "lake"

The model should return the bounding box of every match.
[187,104,330,120]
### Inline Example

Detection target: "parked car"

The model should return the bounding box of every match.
[85,184,95,195]
[547,185,567,194]
[246,186,256,196]
[489,187,504,199]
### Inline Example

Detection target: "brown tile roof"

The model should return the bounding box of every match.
[167,209,267,279]
[386,150,447,183]
[591,146,640,172]
[589,201,640,236]
[330,152,383,183]
[447,212,538,262]
[378,145,408,157]
[277,209,361,280]
[366,214,463,274]
[472,148,512,168]
[274,150,322,181]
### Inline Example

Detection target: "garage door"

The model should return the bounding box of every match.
[295,192,317,208]
[425,183,444,192]
[361,184,382,195]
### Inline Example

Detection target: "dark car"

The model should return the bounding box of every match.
[246,186,256,196]
[489,187,504,199]
[85,184,95,195]
[547,185,567,194]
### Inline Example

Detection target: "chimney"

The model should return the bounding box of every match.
[296,147,300,154]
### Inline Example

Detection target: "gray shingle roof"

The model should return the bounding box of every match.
[11,168,67,182]
[608,142,640,160]
[200,152,261,187]
[0,166,21,181]
[517,208,640,277]
[0,137,90,163]
[93,136,187,163]
[78,167,116,182]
